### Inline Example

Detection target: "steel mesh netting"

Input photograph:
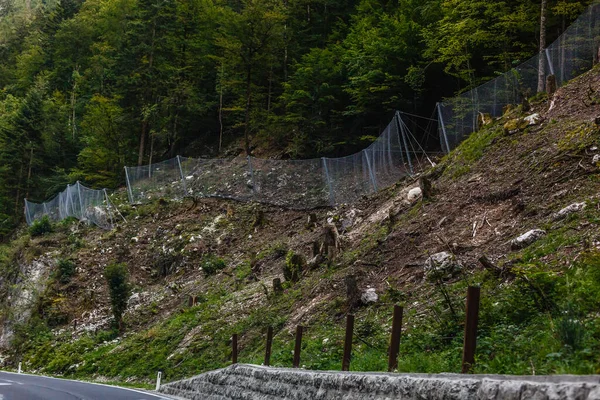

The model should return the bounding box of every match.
[249,157,328,209]
[125,157,186,203]
[25,182,114,229]
[324,117,409,205]
[179,157,253,201]
[438,1,600,153]
[125,115,414,208]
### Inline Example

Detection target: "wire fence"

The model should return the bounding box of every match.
[125,113,415,209]
[438,1,600,152]
[25,182,115,230]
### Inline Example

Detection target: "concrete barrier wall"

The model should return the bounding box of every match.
[159,364,600,400]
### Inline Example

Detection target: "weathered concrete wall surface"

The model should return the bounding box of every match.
[159,364,600,400]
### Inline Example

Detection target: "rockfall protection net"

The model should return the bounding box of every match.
[438,1,600,153]
[24,181,115,230]
[125,113,415,208]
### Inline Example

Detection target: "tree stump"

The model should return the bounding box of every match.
[320,225,340,260]
[273,278,283,295]
[419,176,433,200]
[546,75,557,96]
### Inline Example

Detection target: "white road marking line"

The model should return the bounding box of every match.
[0,371,173,399]
[0,379,22,385]
[0,383,11,386]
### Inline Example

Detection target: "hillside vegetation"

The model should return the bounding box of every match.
[1,64,600,385]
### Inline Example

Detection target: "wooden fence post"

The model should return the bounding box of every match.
[342,314,355,371]
[387,305,403,372]
[264,327,273,366]
[293,326,303,368]
[461,286,481,373]
[232,333,238,364]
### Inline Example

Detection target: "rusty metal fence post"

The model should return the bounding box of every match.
[293,326,303,368]
[387,305,403,372]
[264,327,273,366]
[342,314,355,371]
[232,333,238,364]
[461,286,481,373]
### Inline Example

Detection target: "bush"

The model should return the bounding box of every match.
[55,259,76,284]
[104,263,131,330]
[201,255,226,276]
[29,216,53,237]
[556,303,585,350]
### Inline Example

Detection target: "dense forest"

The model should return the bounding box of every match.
[0,0,591,235]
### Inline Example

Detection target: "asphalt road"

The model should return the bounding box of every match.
[0,371,173,400]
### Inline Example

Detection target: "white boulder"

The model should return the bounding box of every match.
[553,202,586,220]
[511,229,546,250]
[524,113,542,126]
[361,288,378,304]
[407,187,422,202]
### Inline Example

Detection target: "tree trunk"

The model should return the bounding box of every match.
[137,120,147,167]
[267,65,273,115]
[219,63,224,153]
[15,160,24,216]
[26,144,33,199]
[537,0,548,93]
[244,66,252,156]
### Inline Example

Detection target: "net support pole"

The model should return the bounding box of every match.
[363,149,378,192]
[322,157,335,207]
[43,202,48,216]
[77,181,85,221]
[124,166,134,204]
[104,189,114,229]
[396,113,414,174]
[247,156,256,198]
[545,48,555,77]
[436,103,451,154]
[394,112,406,167]
[176,155,187,197]
[24,199,31,226]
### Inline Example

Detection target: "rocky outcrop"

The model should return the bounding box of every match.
[0,255,56,349]
[159,364,600,400]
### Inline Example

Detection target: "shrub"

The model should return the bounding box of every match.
[55,259,76,284]
[29,216,53,237]
[104,263,131,330]
[201,255,226,276]
[556,303,585,350]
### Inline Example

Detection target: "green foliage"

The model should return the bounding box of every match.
[201,255,227,277]
[104,263,131,329]
[28,216,53,237]
[444,126,503,179]
[55,258,75,284]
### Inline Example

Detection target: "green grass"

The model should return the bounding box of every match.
[443,126,504,179]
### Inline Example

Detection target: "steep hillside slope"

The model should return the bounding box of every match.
[1,65,600,385]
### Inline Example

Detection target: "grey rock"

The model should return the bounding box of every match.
[159,364,600,400]
[553,202,586,220]
[510,229,546,250]
[424,252,460,280]
[360,288,378,304]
